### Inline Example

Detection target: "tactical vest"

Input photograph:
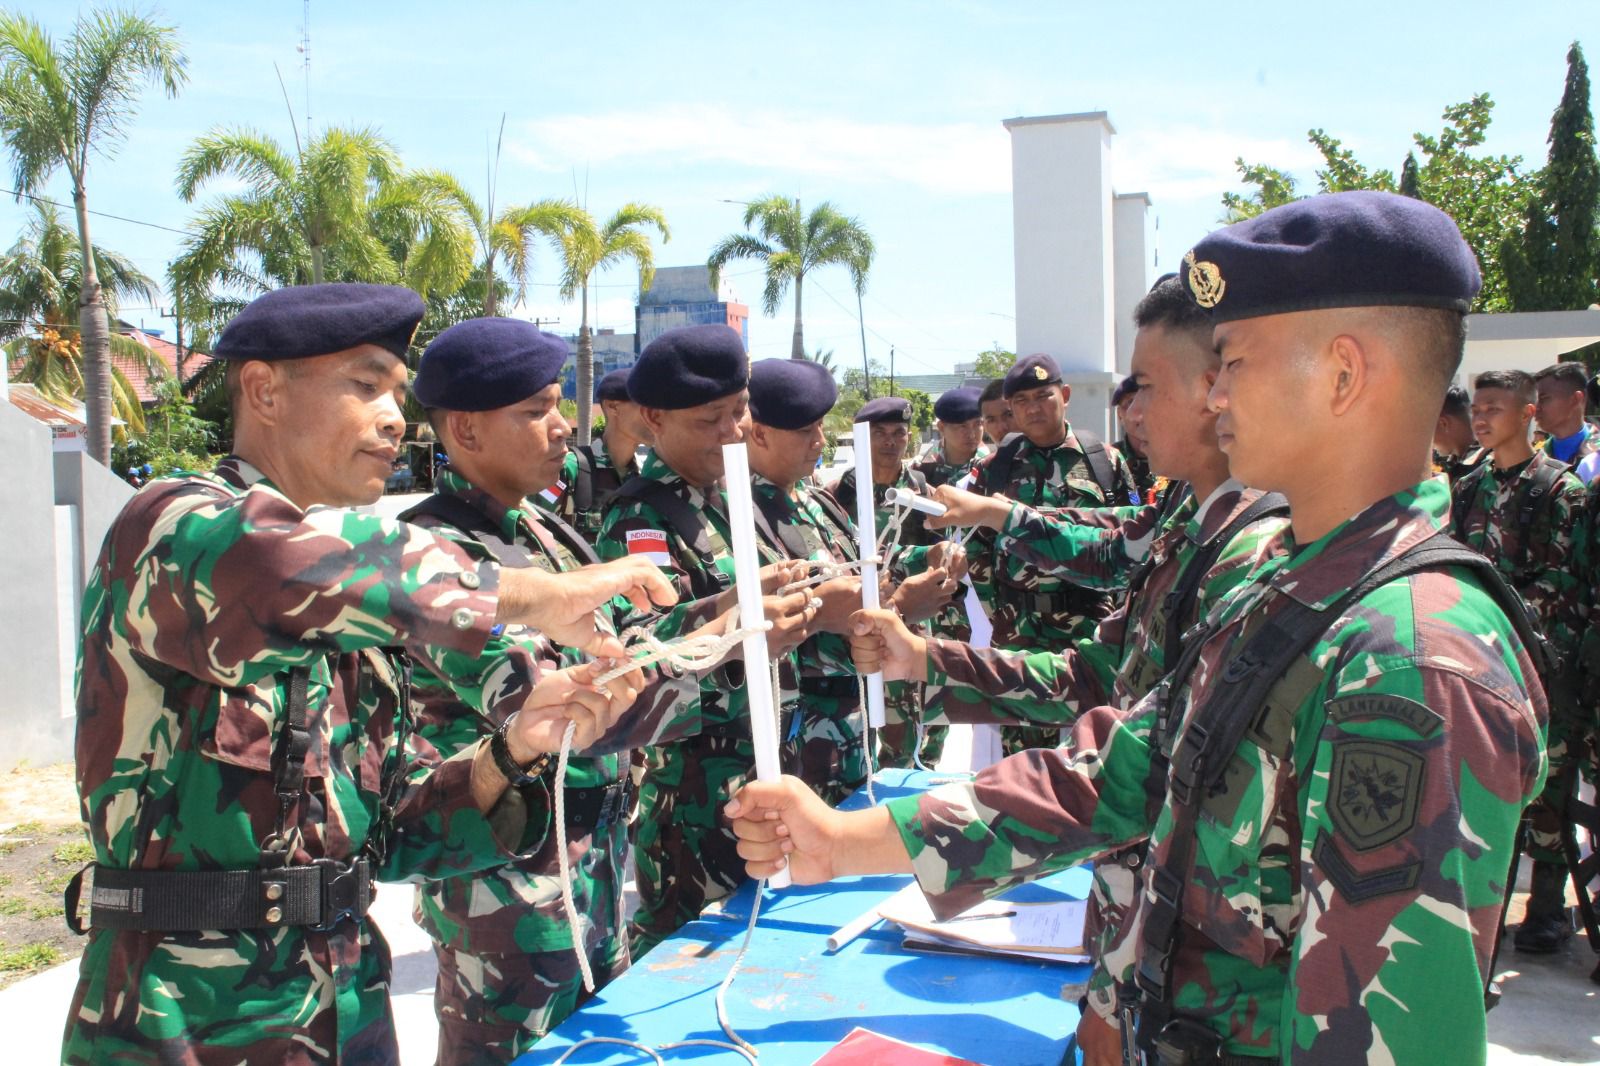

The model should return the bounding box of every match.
[982,426,1122,504]
[1449,458,1567,582]
[1129,531,1550,1062]
[568,443,625,536]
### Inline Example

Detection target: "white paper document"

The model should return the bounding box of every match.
[877,883,1090,964]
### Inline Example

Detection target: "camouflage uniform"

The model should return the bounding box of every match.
[538,440,637,540]
[66,457,545,1064]
[888,478,1548,1063]
[1432,446,1489,488]
[965,422,1140,753]
[911,440,989,489]
[405,468,699,1064]
[1451,453,1586,866]
[917,483,1291,1029]
[1115,435,1157,503]
[596,451,800,955]
[828,464,948,768]
[752,475,869,805]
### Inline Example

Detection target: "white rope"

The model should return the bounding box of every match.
[553,721,595,993]
[593,618,770,686]
[860,674,878,807]
[776,554,879,595]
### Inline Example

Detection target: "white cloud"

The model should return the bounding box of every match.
[1112,126,1325,206]
[507,107,1012,197]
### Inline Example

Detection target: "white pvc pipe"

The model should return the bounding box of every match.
[852,423,888,729]
[884,486,948,517]
[721,442,790,889]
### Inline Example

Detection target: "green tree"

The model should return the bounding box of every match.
[112,376,218,477]
[0,197,164,434]
[547,202,669,443]
[1399,152,1422,198]
[707,195,874,360]
[170,125,478,318]
[971,346,1016,379]
[0,8,187,463]
[1224,95,1537,310]
[1503,42,1600,313]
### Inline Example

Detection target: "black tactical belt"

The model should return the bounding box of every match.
[996,582,1105,617]
[799,676,859,699]
[699,710,798,744]
[563,779,634,833]
[72,858,373,933]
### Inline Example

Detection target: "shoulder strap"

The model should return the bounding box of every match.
[906,467,929,495]
[398,493,535,569]
[572,444,596,515]
[1512,460,1567,573]
[1449,462,1489,536]
[1159,492,1289,667]
[1072,427,1117,498]
[983,435,1029,494]
[752,489,810,560]
[808,485,860,560]
[609,475,725,599]
[537,506,601,567]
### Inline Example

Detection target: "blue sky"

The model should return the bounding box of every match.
[6,2,1587,375]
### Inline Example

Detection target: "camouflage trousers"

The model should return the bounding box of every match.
[1082,853,1141,1026]
[63,921,397,1064]
[629,727,800,956]
[432,938,626,1066]
[797,683,868,806]
[1529,683,1592,862]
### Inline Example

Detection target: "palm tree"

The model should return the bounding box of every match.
[0,9,187,463]
[707,196,874,360]
[170,125,477,318]
[0,199,165,435]
[549,203,670,444]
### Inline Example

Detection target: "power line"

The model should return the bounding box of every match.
[3,189,191,236]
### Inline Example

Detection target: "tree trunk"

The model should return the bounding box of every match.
[311,244,325,285]
[72,179,113,465]
[575,282,594,445]
[483,251,498,316]
[791,272,805,359]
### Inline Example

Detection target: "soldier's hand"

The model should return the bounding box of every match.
[759,559,809,594]
[926,484,1011,532]
[850,608,927,681]
[505,664,632,757]
[725,775,911,882]
[890,566,959,623]
[764,589,816,655]
[809,576,863,635]
[926,541,969,584]
[724,776,843,883]
[1075,1011,1124,1066]
[509,559,679,654]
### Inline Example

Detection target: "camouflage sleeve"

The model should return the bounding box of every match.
[1286,653,1546,1061]
[919,616,1121,726]
[1526,473,1587,662]
[994,501,1161,589]
[885,697,1160,918]
[1106,443,1141,506]
[117,479,499,689]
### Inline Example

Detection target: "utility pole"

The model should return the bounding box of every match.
[889,346,896,396]
[160,294,185,382]
[857,290,870,395]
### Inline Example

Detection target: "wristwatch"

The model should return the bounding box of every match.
[489,717,554,786]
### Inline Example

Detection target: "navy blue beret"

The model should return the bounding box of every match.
[933,387,981,423]
[413,318,568,411]
[748,358,838,429]
[596,368,632,404]
[855,396,911,424]
[628,324,748,409]
[213,282,424,362]
[1180,190,1481,324]
[1111,377,1139,406]
[1003,353,1062,398]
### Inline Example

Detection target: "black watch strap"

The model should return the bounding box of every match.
[489,719,553,785]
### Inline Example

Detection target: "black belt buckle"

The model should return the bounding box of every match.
[311,857,368,932]
[596,780,630,831]
[1151,1016,1223,1066]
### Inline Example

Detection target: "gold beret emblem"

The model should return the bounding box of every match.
[1184,250,1226,309]
[1033,365,1047,381]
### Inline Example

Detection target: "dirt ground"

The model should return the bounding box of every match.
[0,764,83,988]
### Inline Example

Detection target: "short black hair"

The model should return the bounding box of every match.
[979,378,1005,405]
[1439,383,1469,421]
[1474,368,1536,405]
[1134,273,1211,337]
[1534,361,1588,394]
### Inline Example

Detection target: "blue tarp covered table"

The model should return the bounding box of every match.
[522,768,1089,1065]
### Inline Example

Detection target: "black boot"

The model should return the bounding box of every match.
[1514,861,1573,954]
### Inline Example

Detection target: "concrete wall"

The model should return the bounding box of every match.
[0,405,133,769]
[1112,192,1153,378]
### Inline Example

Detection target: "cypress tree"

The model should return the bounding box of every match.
[1399,152,1422,198]
[1505,41,1600,311]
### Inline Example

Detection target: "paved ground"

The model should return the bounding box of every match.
[9,736,1598,1064]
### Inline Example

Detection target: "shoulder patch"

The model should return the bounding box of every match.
[1325,694,1443,738]
[1312,830,1421,903]
[1329,739,1425,851]
[625,528,671,565]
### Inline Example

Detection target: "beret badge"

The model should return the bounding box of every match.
[1033,365,1047,381]
[1184,249,1226,309]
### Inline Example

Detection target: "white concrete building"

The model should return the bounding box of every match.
[1005,112,1151,440]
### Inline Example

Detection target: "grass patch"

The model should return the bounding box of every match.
[51,842,92,866]
[43,870,75,893]
[9,822,43,837]
[0,943,60,972]
[0,897,24,917]
[26,902,62,921]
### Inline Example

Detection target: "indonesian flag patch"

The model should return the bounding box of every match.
[626,528,671,566]
[538,479,565,505]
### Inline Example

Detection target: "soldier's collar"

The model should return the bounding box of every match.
[1269,478,1447,610]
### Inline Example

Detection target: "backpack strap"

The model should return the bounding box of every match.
[1158,492,1289,668]
[571,444,596,517]
[1072,427,1118,499]
[753,489,811,560]
[399,493,535,569]
[1511,459,1567,576]
[808,485,860,561]
[980,435,1029,496]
